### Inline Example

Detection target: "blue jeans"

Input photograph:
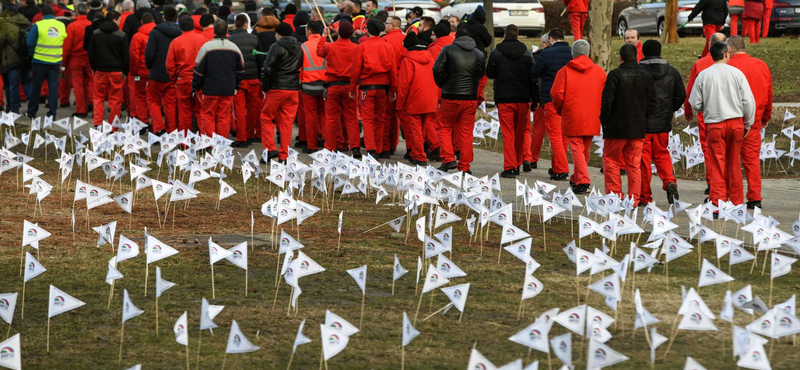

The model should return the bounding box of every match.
[7,67,32,114]
[27,63,60,117]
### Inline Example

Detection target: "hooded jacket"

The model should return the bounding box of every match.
[530,40,572,104]
[486,39,536,104]
[261,36,303,91]
[123,5,161,44]
[193,36,244,96]
[600,61,656,139]
[130,21,155,78]
[456,6,492,58]
[253,15,280,67]
[433,36,485,100]
[687,0,728,26]
[639,56,686,133]
[0,13,31,71]
[292,11,309,43]
[429,34,453,60]
[145,21,182,81]
[228,28,262,80]
[397,50,438,115]
[316,35,358,82]
[83,12,106,53]
[550,55,606,137]
[64,15,91,63]
[166,30,208,82]
[88,20,130,74]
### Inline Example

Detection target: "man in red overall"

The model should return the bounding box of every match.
[317,21,359,155]
[167,16,208,134]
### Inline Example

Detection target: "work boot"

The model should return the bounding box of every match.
[231,141,248,148]
[378,151,390,159]
[294,140,306,149]
[302,147,318,154]
[522,161,532,172]
[666,182,679,204]
[500,169,515,178]
[267,150,279,160]
[571,183,590,194]
[550,172,568,181]
[746,200,762,210]
[352,148,362,159]
[438,161,457,172]
[704,186,710,195]
[426,147,441,162]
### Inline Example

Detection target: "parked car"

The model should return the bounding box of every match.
[617,0,718,38]
[379,0,443,26]
[769,0,800,35]
[266,0,341,18]
[440,0,545,35]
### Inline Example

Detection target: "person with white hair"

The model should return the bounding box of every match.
[549,39,606,194]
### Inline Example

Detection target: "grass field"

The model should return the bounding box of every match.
[480,35,800,179]
[2,153,799,369]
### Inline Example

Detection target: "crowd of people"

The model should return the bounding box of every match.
[0,0,775,211]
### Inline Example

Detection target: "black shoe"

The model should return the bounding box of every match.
[514,167,520,175]
[71,112,88,118]
[404,150,412,160]
[438,161,457,172]
[426,147,441,162]
[389,150,396,155]
[412,160,428,166]
[87,103,93,111]
[666,182,679,205]
[548,168,555,176]
[638,201,649,207]
[60,102,70,108]
[620,169,627,176]
[712,212,720,220]
[599,166,604,174]
[367,150,378,158]
[530,161,538,169]
[500,169,516,178]
[352,148,362,159]
[465,170,473,175]
[704,186,710,195]
[121,104,127,111]
[231,141,248,148]
[302,147,318,154]
[572,183,590,194]
[550,172,569,181]
[522,161,532,172]
[746,201,762,210]
[454,151,461,160]
[378,151,390,159]
[267,150,279,160]
[294,140,306,149]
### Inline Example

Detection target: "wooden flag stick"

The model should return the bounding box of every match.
[186,342,190,370]
[359,292,366,329]
[196,330,203,370]
[108,280,115,310]
[144,264,149,297]
[458,308,464,323]
[245,269,249,297]
[118,322,125,365]
[211,264,216,300]
[401,345,405,370]
[221,352,227,370]
[156,295,160,335]
[423,303,450,321]
[286,351,295,370]
[20,282,25,319]
[413,292,424,325]
[47,316,51,352]
[392,279,395,296]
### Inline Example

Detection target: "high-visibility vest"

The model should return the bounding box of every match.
[407,20,420,34]
[300,35,327,95]
[33,18,67,64]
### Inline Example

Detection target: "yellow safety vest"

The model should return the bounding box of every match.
[33,18,67,64]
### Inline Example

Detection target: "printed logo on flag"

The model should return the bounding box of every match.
[440,263,451,272]
[0,299,9,310]
[761,320,772,330]
[232,250,243,259]
[328,334,340,345]
[780,317,793,328]
[0,347,14,359]
[529,329,542,340]
[594,348,607,360]
[27,228,37,237]
[604,281,614,292]
[705,269,716,279]
[453,289,462,299]
[527,282,538,291]
[233,334,241,346]
[568,313,580,323]
[53,296,65,306]
[690,313,703,324]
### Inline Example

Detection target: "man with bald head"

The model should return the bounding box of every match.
[684,32,725,195]
[623,28,643,62]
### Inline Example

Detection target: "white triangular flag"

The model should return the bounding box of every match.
[678,306,718,331]
[208,238,234,265]
[434,206,462,229]
[325,310,360,337]
[554,305,586,336]
[422,265,450,293]
[684,356,707,370]
[736,340,771,370]
[23,252,46,282]
[174,311,188,346]
[320,324,349,361]
[436,254,467,279]
[122,289,144,323]
[0,334,21,370]
[226,320,260,353]
[589,273,622,302]
[440,283,470,312]
[501,223,530,245]
[200,298,223,331]
[292,319,312,354]
[48,285,85,318]
[509,319,550,353]
[698,258,735,287]
[467,349,499,370]
[146,235,179,264]
[521,275,544,301]
[155,267,176,298]
[106,257,123,284]
[117,235,140,262]
[347,265,367,294]
[225,242,248,270]
[550,332,572,366]
[113,192,133,213]
[393,255,408,281]
[401,311,420,346]
[22,220,51,247]
[0,293,18,325]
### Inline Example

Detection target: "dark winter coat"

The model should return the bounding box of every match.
[228,28,262,80]
[0,13,31,71]
[529,41,572,104]
[600,61,656,139]
[486,39,538,104]
[432,36,485,101]
[260,36,303,92]
[192,37,244,96]
[687,0,729,26]
[88,20,130,74]
[144,21,182,82]
[639,57,686,133]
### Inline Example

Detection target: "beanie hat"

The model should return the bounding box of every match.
[366,17,385,36]
[642,39,662,57]
[90,0,102,10]
[276,22,293,36]
[293,10,309,28]
[337,20,354,39]
[433,19,450,38]
[284,3,297,15]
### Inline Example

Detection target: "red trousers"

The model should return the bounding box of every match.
[384,100,399,152]
[603,138,644,205]
[359,88,387,152]
[701,24,723,57]
[741,121,762,202]
[437,99,477,171]
[543,102,570,173]
[569,12,588,40]
[477,75,488,103]
[640,132,677,204]
[730,15,740,36]
[147,80,177,133]
[132,76,149,122]
[761,7,772,38]
[261,89,299,160]
[568,136,592,185]
[176,80,196,133]
[406,112,436,162]
[92,71,125,126]
[743,19,761,43]
[301,92,325,150]
[706,118,744,205]
[297,94,306,142]
[233,79,262,142]
[199,95,233,138]
[70,56,93,114]
[698,112,710,187]
[530,106,546,162]
[499,102,530,171]
[324,85,359,151]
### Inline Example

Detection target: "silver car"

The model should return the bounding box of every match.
[617,0,707,38]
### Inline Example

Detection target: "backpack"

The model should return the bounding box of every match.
[17,24,33,64]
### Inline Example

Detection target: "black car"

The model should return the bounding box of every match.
[769,0,800,35]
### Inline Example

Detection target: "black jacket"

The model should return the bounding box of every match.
[640,57,686,133]
[433,36,485,101]
[228,28,262,80]
[688,0,728,26]
[530,41,571,104]
[83,12,105,53]
[600,61,656,139]
[457,12,492,58]
[123,8,162,45]
[192,37,244,96]
[486,39,538,104]
[260,36,302,92]
[18,5,39,22]
[144,21,182,82]
[88,20,130,74]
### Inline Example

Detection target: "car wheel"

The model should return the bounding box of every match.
[658,18,664,38]
[618,19,628,38]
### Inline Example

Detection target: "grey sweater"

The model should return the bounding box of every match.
[689,62,756,129]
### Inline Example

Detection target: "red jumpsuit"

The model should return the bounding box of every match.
[317,35,359,151]
[299,34,327,151]
[761,0,774,38]
[684,55,715,189]
[397,49,438,163]
[129,22,155,123]
[166,31,208,133]
[382,29,406,153]
[743,0,765,43]
[350,36,396,154]
[428,35,453,155]
[63,15,93,115]
[550,55,606,185]
[730,0,745,36]
[564,0,590,40]
[728,53,772,203]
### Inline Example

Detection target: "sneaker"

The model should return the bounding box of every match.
[522,161,532,172]
[666,182,679,204]
[231,141,248,148]
[572,183,590,194]
[548,168,555,176]
[352,148,362,159]
[500,169,516,178]
[550,172,568,181]
[438,161,457,172]
[746,200,762,209]
[704,186,710,195]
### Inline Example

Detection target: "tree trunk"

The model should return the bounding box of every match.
[587,0,614,71]
[663,0,679,43]
[484,0,495,50]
